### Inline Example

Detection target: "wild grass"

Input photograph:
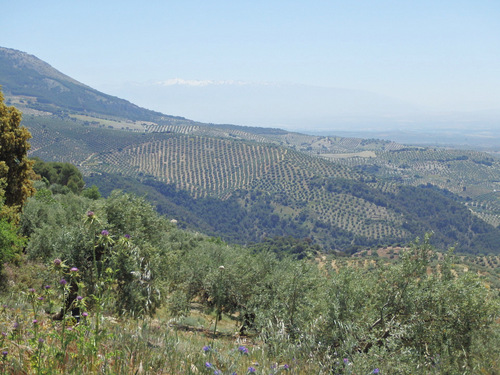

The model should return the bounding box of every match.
[0,290,321,374]
[2,252,498,375]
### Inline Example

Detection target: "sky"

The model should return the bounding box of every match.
[2,0,500,131]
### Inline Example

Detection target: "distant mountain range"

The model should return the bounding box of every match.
[100,79,421,129]
[2,46,500,255]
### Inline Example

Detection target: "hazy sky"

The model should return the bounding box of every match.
[2,0,500,129]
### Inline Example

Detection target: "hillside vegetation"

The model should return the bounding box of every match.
[24,114,500,254]
[2,46,500,254]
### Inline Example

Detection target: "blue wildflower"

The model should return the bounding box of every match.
[238,345,249,354]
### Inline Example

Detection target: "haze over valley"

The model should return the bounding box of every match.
[3,1,499,144]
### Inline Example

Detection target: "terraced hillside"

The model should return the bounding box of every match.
[24,114,500,254]
[311,144,500,227]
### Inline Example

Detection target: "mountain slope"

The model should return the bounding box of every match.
[0,47,185,122]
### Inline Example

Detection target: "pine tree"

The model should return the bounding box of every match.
[0,88,35,217]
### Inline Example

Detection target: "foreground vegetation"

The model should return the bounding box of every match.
[0,183,497,374]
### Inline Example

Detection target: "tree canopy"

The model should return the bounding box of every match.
[0,88,35,217]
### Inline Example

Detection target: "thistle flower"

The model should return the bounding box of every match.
[124,234,131,239]
[38,338,44,344]
[202,345,211,352]
[53,258,62,267]
[247,367,256,373]
[59,279,67,286]
[373,369,380,374]
[70,267,79,272]
[82,312,88,317]
[87,211,94,217]
[238,345,249,354]
[101,230,109,236]
[77,296,83,301]
[28,288,35,293]
[32,319,38,324]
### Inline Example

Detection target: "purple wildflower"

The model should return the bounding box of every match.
[205,362,212,369]
[32,319,38,324]
[77,296,83,301]
[45,285,51,289]
[1,351,7,357]
[203,345,211,352]
[248,367,256,373]
[238,345,249,354]
[82,312,88,317]
[38,338,44,344]
[59,279,67,286]
[101,230,109,236]
[38,297,44,301]
[124,234,131,239]
[53,258,62,267]
[28,288,35,293]
[373,369,380,374]
[87,211,94,217]
[283,364,289,369]
[70,267,79,272]
[343,358,349,364]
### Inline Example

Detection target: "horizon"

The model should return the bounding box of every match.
[2,1,500,132]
